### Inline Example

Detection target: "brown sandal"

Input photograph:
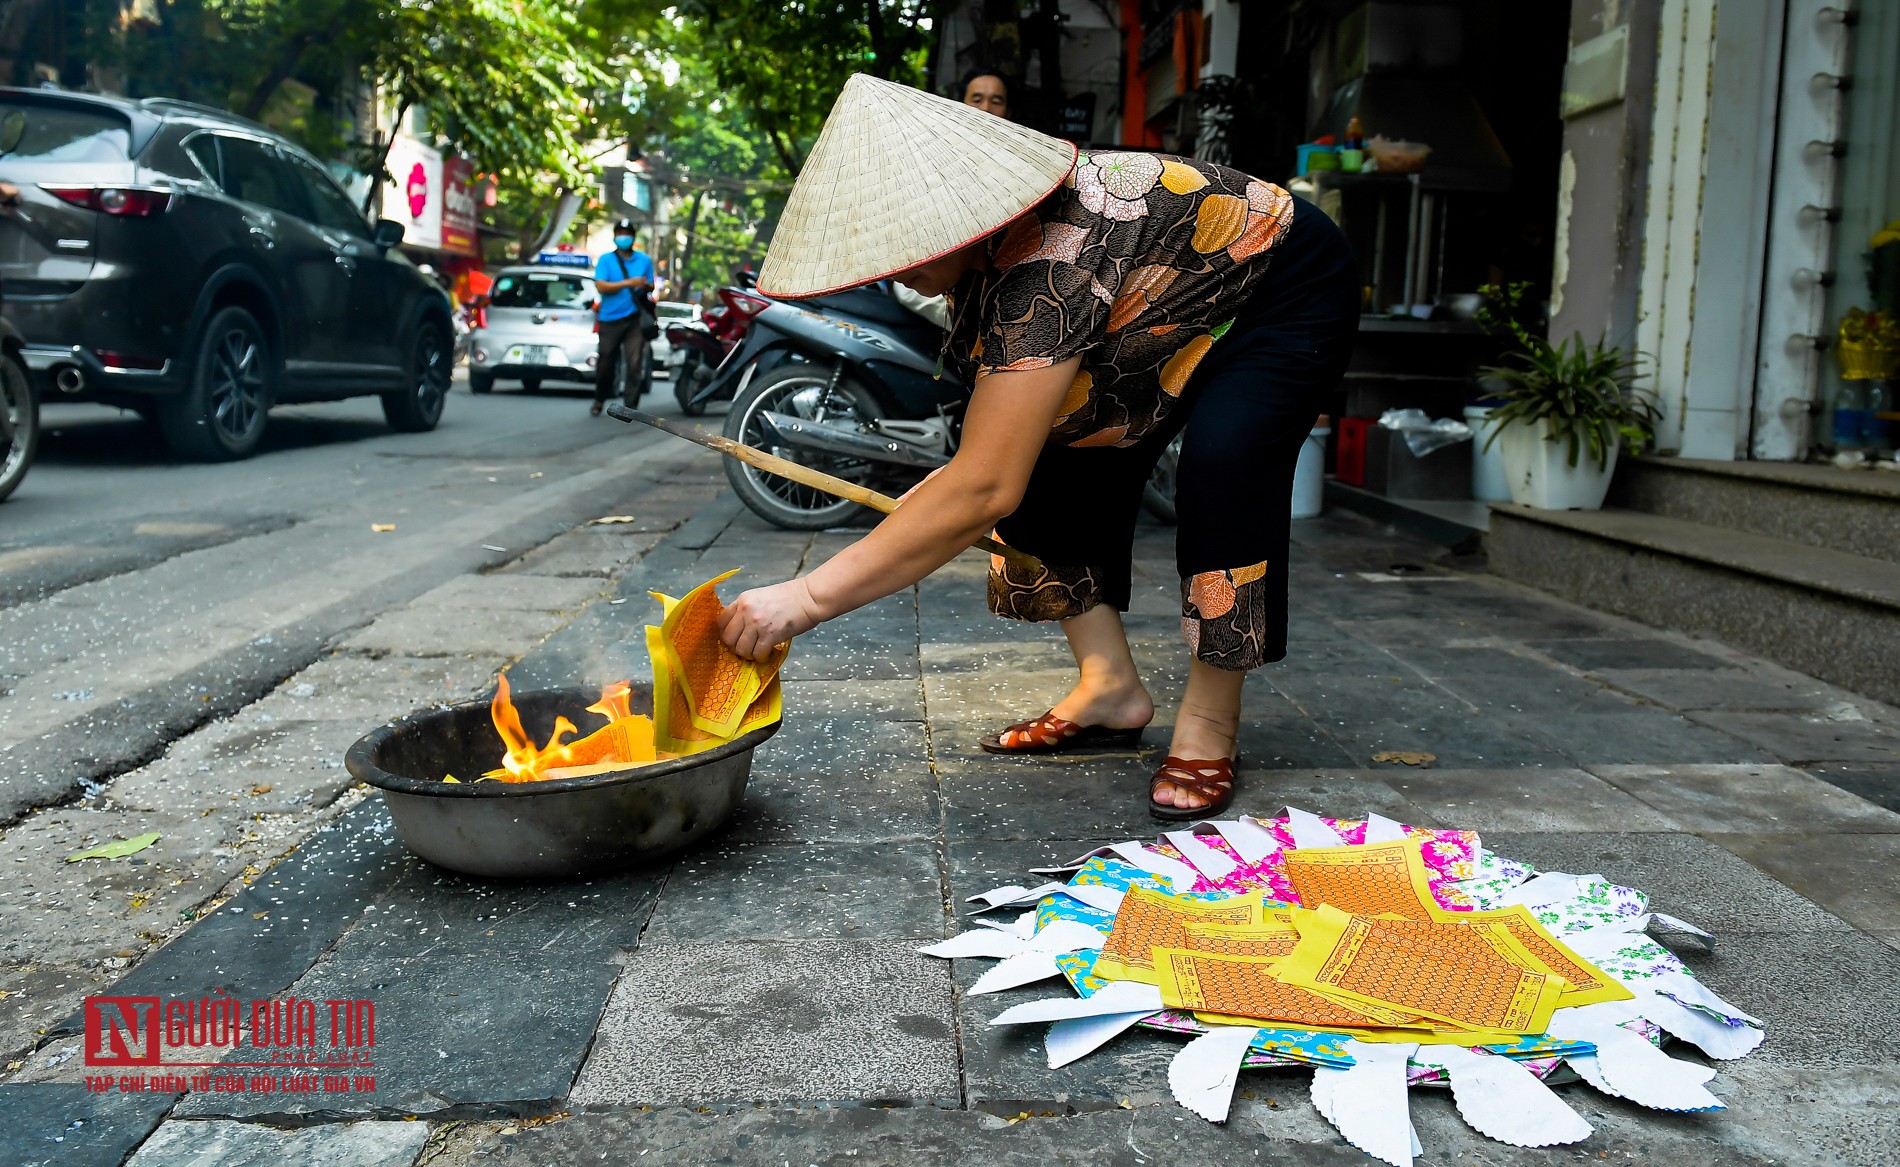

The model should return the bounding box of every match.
[1149,755,1238,821]
[979,712,1146,755]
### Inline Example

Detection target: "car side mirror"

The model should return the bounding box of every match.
[585,299,597,310]
[372,219,405,250]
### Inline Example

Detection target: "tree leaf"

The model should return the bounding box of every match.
[67,833,161,863]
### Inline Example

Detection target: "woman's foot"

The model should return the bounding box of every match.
[980,678,1153,753]
[589,400,605,417]
[1149,755,1237,820]
[1151,665,1243,812]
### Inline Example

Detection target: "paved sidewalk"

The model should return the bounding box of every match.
[6,471,1900,1167]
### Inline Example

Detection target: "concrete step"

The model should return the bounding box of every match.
[1613,457,1900,564]
[1487,502,1900,705]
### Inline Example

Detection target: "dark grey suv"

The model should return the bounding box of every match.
[0,89,453,459]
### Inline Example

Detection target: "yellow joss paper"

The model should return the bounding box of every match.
[1153,947,1423,1028]
[1282,839,1442,920]
[1093,887,1265,985]
[1436,904,1633,1008]
[651,570,788,738]
[1276,905,1568,1035]
[1178,921,1302,960]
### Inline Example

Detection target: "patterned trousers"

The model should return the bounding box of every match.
[989,201,1360,670]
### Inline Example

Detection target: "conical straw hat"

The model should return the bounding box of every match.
[758,74,1078,298]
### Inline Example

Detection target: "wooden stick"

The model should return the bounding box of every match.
[606,405,1044,572]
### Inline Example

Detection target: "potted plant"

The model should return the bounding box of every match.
[1477,323,1659,511]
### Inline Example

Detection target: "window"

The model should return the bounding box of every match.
[283,152,369,239]
[490,272,595,309]
[0,102,130,162]
[214,137,309,220]
[184,135,221,186]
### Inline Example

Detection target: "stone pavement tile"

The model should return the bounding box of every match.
[1593,668,1849,714]
[1587,763,1900,833]
[1807,762,1900,813]
[570,940,958,1106]
[1531,637,1743,671]
[1508,691,1775,766]
[175,862,664,1120]
[495,527,664,579]
[1704,833,1900,934]
[337,605,568,659]
[1235,718,1362,769]
[243,653,506,725]
[724,764,938,845]
[919,638,1076,676]
[426,1102,1372,1167]
[644,842,944,942]
[0,805,252,971]
[1684,711,1900,764]
[1225,769,1425,824]
[937,755,1166,841]
[752,717,930,782]
[125,1119,431,1167]
[780,678,926,720]
[781,645,920,681]
[106,716,366,814]
[1681,929,1900,1071]
[924,668,1087,724]
[952,960,1181,1112]
[406,573,605,613]
[1481,831,1854,934]
[0,1084,178,1167]
[1282,681,1576,770]
[53,799,408,1035]
[1384,767,1681,832]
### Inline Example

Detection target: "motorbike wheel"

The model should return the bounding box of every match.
[1142,433,1181,524]
[0,346,38,503]
[675,365,705,416]
[724,365,888,531]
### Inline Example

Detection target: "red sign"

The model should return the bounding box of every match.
[441,156,479,257]
[82,993,379,1097]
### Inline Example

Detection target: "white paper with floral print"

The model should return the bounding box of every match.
[926,807,1764,1166]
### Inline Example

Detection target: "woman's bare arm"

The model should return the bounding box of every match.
[718,356,1081,658]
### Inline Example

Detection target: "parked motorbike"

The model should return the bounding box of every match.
[714,287,960,530]
[1,275,40,504]
[669,286,758,414]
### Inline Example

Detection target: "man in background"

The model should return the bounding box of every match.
[590,218,656,417]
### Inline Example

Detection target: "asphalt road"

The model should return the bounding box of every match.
[0,372,695,823]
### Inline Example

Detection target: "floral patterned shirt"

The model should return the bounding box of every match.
[944,151,1295,447]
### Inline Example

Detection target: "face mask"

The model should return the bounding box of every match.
[614,235,634,250]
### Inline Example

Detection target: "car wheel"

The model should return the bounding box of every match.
[469,371,495,395]
[160,305,273,461]
[384,324,450,432]
[0,346,39,503]
[521,377,542,393]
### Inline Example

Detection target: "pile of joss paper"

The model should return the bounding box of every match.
[927,809,1764,1165]
[459,570,784,783]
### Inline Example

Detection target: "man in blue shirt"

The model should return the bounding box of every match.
[590,218,657,416]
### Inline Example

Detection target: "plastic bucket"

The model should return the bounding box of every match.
[1465,404,1511,502]
[1292,418,1329,518]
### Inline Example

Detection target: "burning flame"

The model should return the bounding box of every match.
[482,674,660,782]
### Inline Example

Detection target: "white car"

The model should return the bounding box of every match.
[467,266,603,394]
[654,300,702,376]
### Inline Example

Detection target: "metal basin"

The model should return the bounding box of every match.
[345,684,777,879]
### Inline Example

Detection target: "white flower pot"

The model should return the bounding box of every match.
[1497,419,1618,510]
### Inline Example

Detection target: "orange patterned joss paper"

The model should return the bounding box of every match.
[1093,887,1264,984]
[1178,921,1302,960]
[1276,905,1568,1034]
[1152,947,1423,1029]
[1440,904,1632,1008]
[1281,839,1443,920]
[652,570,789,738]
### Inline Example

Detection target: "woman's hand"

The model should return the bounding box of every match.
[718,577,827,661]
